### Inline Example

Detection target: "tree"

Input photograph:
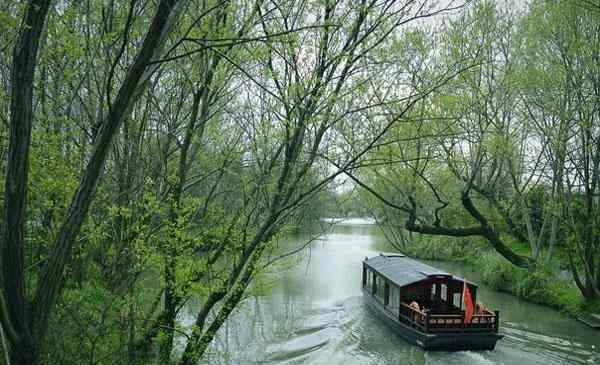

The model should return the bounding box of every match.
[1,0,188,363]
[347,0,535,268]
[355,0,600,301]
[519,0,600,299]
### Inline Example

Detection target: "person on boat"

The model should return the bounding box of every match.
[475,301,487,314]
[409,301,420,321]
[475,301,488,323]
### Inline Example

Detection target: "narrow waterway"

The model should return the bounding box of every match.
[182,220,600,364]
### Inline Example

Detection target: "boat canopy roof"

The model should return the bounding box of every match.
[363,253,476,288]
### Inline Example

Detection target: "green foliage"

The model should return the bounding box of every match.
[46,283,131,365]
[478,253,518,291]
[405,236,585,315]
[405,236,485,261]
[479,252,584,314]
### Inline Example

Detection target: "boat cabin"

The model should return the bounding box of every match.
[362,253,499,335]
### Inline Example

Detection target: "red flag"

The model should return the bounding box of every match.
[463,281,474,324]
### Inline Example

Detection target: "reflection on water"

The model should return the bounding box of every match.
[183,222,600,365]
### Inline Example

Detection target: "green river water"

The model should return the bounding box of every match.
[182,220,600,365]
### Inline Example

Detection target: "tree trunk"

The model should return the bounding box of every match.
[1,1,51,364]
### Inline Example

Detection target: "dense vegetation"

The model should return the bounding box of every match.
[0,0,598,364]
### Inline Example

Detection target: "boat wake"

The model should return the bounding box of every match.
[189,294,600,365]
[495,321,598,365]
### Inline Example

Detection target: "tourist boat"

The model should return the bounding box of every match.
[362,253,503,351]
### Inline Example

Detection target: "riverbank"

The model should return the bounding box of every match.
[401,236,600,319]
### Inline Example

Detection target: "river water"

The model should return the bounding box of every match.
[182,220,600,365]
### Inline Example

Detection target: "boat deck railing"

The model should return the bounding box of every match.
[399,302,499,333]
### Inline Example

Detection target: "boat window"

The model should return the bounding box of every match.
[366,269,373,291]
[384,280,390,305]
[389,285,401,312]
[375,275,385,302]
[363,266,367,287]
[453,292,461,308]
[441,284,447,301]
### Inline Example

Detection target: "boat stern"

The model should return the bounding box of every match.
[422,332,503,351]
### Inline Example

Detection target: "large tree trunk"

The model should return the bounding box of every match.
[346,171,534,269]
[0,1,51,363]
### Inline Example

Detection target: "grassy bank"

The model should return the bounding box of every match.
[402,236,600,317]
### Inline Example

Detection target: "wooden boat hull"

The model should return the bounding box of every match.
[363,289,503,351]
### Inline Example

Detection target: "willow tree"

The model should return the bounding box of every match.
[355,0,600,301]
[172,1,464,363]
[347,0,535,268]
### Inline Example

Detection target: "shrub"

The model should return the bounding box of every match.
[479,253,517,291]
[402,236,587,316]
